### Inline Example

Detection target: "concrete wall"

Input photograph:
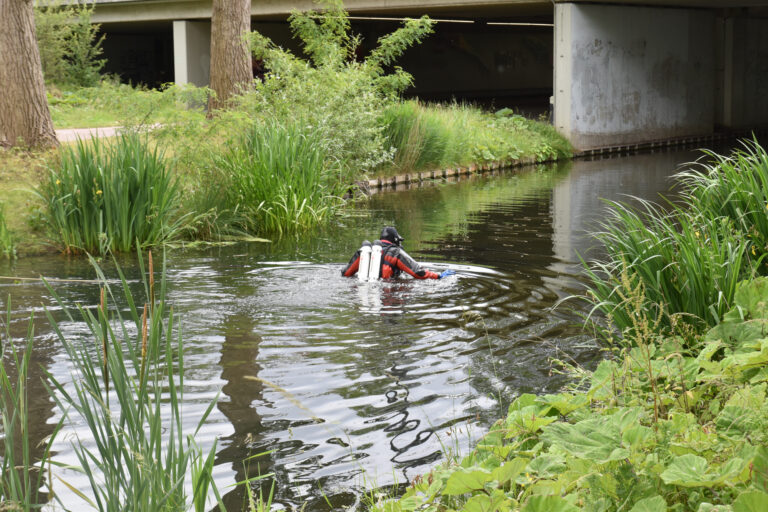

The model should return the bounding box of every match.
[722,17,768,128]
[554,3,715,149]
[172,20,211,86]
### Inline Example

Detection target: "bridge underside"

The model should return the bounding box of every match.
[93,0,768,149]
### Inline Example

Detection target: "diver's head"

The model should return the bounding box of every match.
[380,226,404,247]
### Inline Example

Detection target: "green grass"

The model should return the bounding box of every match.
[214,119,349,236]
[379,100,572,175]
[37,133,184,254]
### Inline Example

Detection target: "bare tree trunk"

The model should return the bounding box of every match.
[208,0,252,112]
[0,0,58,149]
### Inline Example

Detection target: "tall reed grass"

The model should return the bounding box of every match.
[0,304,62,510]
[44,252,223,511]
[585,199,747,340]
[676,138,768,267]
[0,203,14,258]
[38,133,184,254]
[215,120,347,235]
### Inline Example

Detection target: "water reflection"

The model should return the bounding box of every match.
[0,148,711,510]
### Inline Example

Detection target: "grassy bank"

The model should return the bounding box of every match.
[373,142,768,511]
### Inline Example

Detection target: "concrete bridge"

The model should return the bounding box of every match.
[91,0,768,150]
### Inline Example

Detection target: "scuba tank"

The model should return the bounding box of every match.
[369,241,383,281]
[357,241,372,281]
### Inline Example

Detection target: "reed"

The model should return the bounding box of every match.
[38,133,184,254]
[585,198,747,342]
[0,302,63,510]
[215,120,347,236]
[43,251,223,511]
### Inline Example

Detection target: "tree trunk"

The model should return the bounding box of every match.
[208,0,252,112]
[0,0,58,149]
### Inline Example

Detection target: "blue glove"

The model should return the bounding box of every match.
[439,269,456,279]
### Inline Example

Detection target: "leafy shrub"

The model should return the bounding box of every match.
[241,0,434,173]
[377,278,768,512]
[38,133,183,254]
[215,120,348,235]
[35,1,105,87]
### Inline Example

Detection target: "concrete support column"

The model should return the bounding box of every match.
[554,3,715,150]
[720,17,768,129]
[172,20,211,86]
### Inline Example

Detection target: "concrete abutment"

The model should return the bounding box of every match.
[554,2,768,150]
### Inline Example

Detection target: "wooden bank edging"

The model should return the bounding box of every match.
[357,128,768,195]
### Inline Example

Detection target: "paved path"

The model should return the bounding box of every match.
[55,126,121,142]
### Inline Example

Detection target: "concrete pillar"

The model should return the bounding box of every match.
[172,20,211,86]
[720,17,768,129]
[554,3,715,150]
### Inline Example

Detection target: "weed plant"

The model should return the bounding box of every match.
[38,133,184,254]
[44,252,224,511]
[0,203,14,258]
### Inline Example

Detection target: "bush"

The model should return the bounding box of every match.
[214,120,347,235]
[38,133,183,254]
[240,0,434,173]
[35,1,105,87]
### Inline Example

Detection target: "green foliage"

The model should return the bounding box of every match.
[35,1,105,87]
[375,278,768,511]
[0,304,63,510]
[44,252,224,511]
[676,139,768,272]
[37,133,184,254]
[381,101,572,173]
[244,0,435,172]
[214,120,348,235]
[0,203,14,259]
[585,199,746,341]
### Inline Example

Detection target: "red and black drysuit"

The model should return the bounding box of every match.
[341,240,440,280]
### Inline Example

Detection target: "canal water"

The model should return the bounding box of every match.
[0,148,707,510]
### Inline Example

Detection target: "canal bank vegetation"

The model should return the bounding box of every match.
[373,141,768,511]
[0,0,571,256]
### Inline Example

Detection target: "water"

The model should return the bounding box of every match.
[0,148,704,510]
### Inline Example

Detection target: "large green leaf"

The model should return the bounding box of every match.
[443,468,493,496]
[526,454,566,478]
[522,495,579,512]
[629,495,667,512]
[540,409,642,464]
[537,393,590,416]
[505,405,557,437]
[492,457,529,486]
[732,491,768,512]
[660,454,746,487]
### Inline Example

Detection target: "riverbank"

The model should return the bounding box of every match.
[0,99,571,258]
[374,140,768,511]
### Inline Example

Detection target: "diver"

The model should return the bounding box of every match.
[342,226,456,280]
